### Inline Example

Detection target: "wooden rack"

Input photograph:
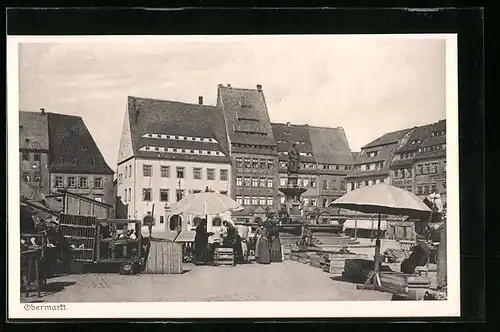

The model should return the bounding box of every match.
[95,219,142,263]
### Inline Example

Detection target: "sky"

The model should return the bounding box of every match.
[18,35,447,170]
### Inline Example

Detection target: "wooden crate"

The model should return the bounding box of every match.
[214,248,234,266]
[59,214,97,263]
[144,241,183,274]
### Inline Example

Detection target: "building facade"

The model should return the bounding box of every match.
[217,84,279,223]
[345,127,414,191]
[19,110,51,195]
[19,110,114,212]
[117,96,232,233]
[272,122,354,223]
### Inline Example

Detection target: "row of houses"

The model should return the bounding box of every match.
[19,83,446,240]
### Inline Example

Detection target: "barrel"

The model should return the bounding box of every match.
[144,240,183,274]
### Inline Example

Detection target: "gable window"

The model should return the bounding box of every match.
[236,177,243,186]
[244,177,251,187]
[244,158,251,168]
[207,168,215,180]
[259,196,266,206]
[244,196,251,205]
[252,196,258,205]
[220,169,228,181]
[322,180,329,190]
[160,189,169,202]
[22,152,30,161]
[161,166,170,178]
[79,177,88,188]
[311,178,317,188]
[68,177,76,188]
[267,197,273,206]
[94,177,103,189]
[176,167,185,179]
[128,165,132,177]
[193,167,202,180]
[236,196,243,205]
[280,177,287,187]
[142,188,152,201]
[143,165,152,177]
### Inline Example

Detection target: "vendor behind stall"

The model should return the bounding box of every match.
[400,234,431,274]
[221,220,244,263]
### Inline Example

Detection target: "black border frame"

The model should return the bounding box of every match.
[5,7,485,325]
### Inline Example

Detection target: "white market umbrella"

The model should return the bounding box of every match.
[170,188,243,216]
[330,183,432,287]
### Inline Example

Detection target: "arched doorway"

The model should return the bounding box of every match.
[169,215,182,231]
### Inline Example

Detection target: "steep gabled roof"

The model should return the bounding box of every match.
[218,85,276,147]
[127,96,231,164]
[395,123,435,154]
[420,120,446,148]
[308,126,354,165]
[361,127,413,149]
[271,123,315,163]
[47,113,114,175]
[19,111,50,150]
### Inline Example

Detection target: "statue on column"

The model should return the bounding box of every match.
[287,142,300,177]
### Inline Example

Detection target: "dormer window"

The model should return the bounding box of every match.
[145,146,150,151]
[148,134,153,137]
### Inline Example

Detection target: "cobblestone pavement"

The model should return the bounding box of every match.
[25,260,392,303]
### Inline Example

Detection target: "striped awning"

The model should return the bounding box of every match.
[343,219,388,231]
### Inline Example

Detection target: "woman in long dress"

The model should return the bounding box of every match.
[268,220,282,263]
[256,222,271,264]
[194,219,211,263]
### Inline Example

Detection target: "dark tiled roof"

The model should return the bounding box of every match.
[390,159,414,169]
[127,96,231,163]
[413,149,446,161]
[395,124,435,153]
[47,113,114,175]
[362,127,413,149]
[351,152,360,161]
[218,86,277,147]
[420,135,445,148]
[19,111,50,150]
[308,126,354,165]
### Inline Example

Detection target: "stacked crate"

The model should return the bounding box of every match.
[214,247,234,267]
[59,214,97,272]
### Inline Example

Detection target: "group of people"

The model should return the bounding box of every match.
[193,216,284,265]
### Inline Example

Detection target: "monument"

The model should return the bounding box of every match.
[278,142,307,224]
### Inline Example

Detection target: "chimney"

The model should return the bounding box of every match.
[198,96,203,105]
[227,84,231,88]
[256,84,262,91]
[40,108,46,115]
[286,122,291,127]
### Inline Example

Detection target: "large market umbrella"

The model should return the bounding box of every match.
[329,183,432,286]
[169,187,243,216]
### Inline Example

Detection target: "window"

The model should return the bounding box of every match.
[260,159,267,169]
[67,177,76,188]
[280,196,286,204]
[323,199,329,207]
[160,189,169,202]
[79,177,88,188]
[280,177,287,187]
[176,167,185,179]
[259,196,266,206]
[176,189,185,202]
[220,169,228,181]
[432,163,438,173]
[160,216,164,224]
[143,165,152,177]
[303,198,310,206]
[124,189,128,201]
[22,152,30,161]
[94,177,103,189]
[161,166,170,178]
[207,168,215,180]
[33,153,41,161]
[268,159,274,169]
[267,197,273,206]
[417,185,423,195]
[143,188,152,201]
[252,159,259,168]
[267,178,273,188]
[252,196,258,205]
[128,189,131,201]
[125,166,128,178]
[443,161,447,173]
[311,178,317,188]
[244,158,251,168]
[340,181,346,191]
[251,178,258,187]
[236,196,243,205]
[220,191,228,196]
[259,178,266,188]
[279,161,287,168]
[323,180,329,190]
[303,178,310,187]
[118,173,122,184]
[310,198,317,207]
[193,190,202,194]
[407,169,412,178]
[244,177,251,187]
[236,177,243,186]
[423,185,430,195]
[431,184,438,194]
[33,172,40,182]
[128,165,132,177]
[424,164,431,174]
[236,157,243,168]
[244,196,251,205]
[441,181,446,190]
[193,167,202,179]
[417,165,423,175]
